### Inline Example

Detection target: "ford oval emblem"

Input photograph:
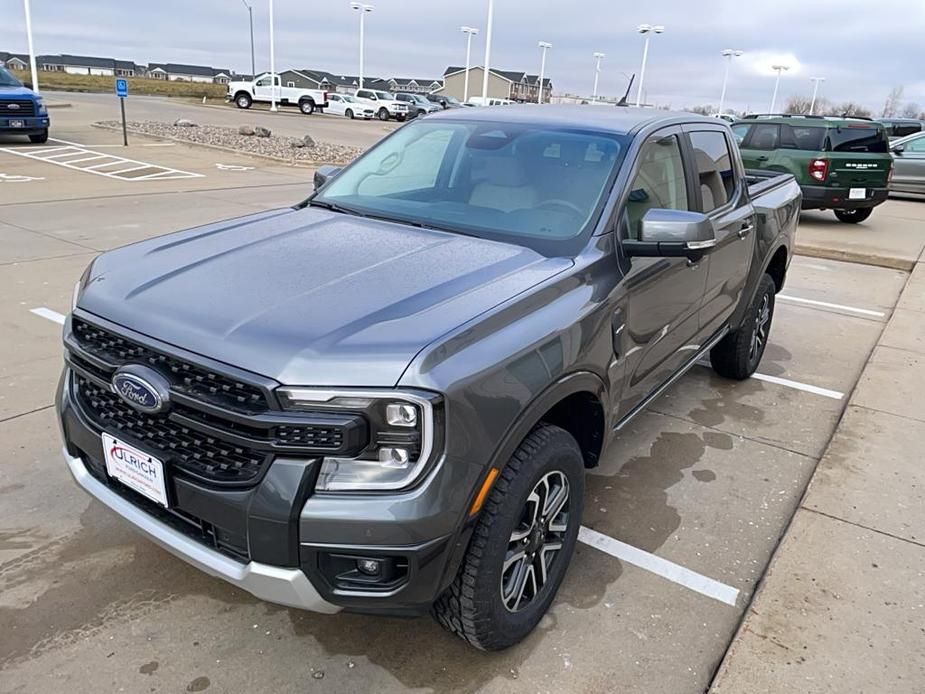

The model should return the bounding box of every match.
[8,103,21,110]
[111,366,170,414]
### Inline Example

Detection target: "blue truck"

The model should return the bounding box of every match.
[0,65,50,144]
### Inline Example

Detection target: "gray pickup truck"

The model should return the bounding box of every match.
[59,106,800,650]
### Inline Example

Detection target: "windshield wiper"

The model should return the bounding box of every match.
[308,199,364,216]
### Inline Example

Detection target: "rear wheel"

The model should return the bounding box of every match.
[377,108,390,121]
[432,424,584,651]
[834,208,873,224]
[234,92,252,109]
[710,273,776,380]
[29,130,49,144]
[299,99,315,115]
[345,108,354,119]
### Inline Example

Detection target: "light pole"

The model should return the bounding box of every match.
[461,26,479,103]
[241,0,256,78]
[769,64,789,113]
[268,0,277,111]
[809,76,825,115]
[635,24,663,107]
[592,51,604,101]
[537,41,551,104]
[351,3,374,90]
[718,48,743,116]
[22,0,39,93]
[481,0,494,102]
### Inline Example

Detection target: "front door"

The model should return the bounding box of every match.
[613,130,707,420]
[893,134,925,192]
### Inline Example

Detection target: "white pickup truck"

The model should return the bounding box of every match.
[227,73,328,115]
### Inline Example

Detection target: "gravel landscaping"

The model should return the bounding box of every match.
[93,120,365,165]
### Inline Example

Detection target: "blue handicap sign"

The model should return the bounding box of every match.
[115,78,128,98]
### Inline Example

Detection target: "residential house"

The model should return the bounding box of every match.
[36,54,138,76]
[0,52,29,70]
[388,77,443,95]
[278,69,389,94]
[146,63,231,84]
[436,66,552,103]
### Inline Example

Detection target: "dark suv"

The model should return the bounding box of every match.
[733,115,892,223]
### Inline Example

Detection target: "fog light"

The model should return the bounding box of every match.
[386,402,417,427]
[378,447,410,468]
[357,559,381,576]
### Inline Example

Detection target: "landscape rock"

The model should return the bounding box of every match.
[238,124,255,136]
[254,126,271,138]
[174,118,197,127]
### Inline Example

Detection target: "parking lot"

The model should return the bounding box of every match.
[0,97,920,693]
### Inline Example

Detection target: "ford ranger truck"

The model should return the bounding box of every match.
[227,73,328,115]
[59,106,800,651]
[0,65,49,143]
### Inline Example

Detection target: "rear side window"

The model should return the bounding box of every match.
[731,124,750,144]
[825,127,889,153]
[689,131,735,212]
[781,125,825,151]
[893,124,922,138]
[905,136,925,153]
[748,124,780,151]
[623,135,689,240]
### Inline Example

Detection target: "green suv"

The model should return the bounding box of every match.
[732,115,892,223]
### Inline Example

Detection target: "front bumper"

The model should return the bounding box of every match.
[800,185,889,210]
[0,115,49,135]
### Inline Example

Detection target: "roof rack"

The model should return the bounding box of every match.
[742,113,873,121]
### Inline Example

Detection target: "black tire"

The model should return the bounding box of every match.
[299,99,315,115]
[834,207,873,224]
[710,273,776,380]
[377,108,390,121]
[29,130,49,144]
[432,424,584,651]
[345,108,354,119]
[397,115,407,122]
[234,92,252,109]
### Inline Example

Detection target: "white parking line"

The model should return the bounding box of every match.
[750,372,844,400]
[30,307,66,325]
[578,526,739,606]
[778,294,886,318]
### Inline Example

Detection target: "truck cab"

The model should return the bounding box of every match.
[0,65,50,144]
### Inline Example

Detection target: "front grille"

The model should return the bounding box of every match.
[0,99,36,116]
[76,375,269,485]
[73,318,267,414]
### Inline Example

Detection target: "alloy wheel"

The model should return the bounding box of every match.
[749,293,771,362]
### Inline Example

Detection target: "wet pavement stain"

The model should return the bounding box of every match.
[757,343,793,377]
[703,431,734,450]
[0,528,46,552]
[660,370,768,430]
[139,660,159,675]
[186,675,210,691]
[692,469,717,483]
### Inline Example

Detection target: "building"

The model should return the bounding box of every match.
[146,63,231,84]
[388,77,443,95]
[35,54,139,76]
[278,69,392,94]
[0,52,29,70]
[436,66,552,103]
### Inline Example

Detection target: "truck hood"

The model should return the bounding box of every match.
[81,208,571,387]
[0,86,37,99]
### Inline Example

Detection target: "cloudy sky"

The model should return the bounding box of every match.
[5,0,924,114]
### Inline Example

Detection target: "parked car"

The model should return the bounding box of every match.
[732,114,892,223]
[227,73,328,115]
[0,65,49,143]
[466,96,514,107]
[353,89,409,121]
[877,118,925,141]
[325,93,374,120]
[61,106,798,652]
[395,92,441,117]
[889,131,925,194]
[426,93,463,109]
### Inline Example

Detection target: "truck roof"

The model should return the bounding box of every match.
[426,104,718,135]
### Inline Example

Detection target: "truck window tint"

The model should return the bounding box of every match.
[689,131,735,212]
[624,135,688,239]
[905,136,925,152]
[256,76,272,87]
[893,124,922,138]
[781,125,825,151]
[825,127,889,153]
[731,124,750,144]
[748,124,780,151]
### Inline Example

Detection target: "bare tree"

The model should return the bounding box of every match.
[901,102,921,119]
[881,86,904,117]
[688,104,715,116]
[828,101,873,118]
[784,95,812,114]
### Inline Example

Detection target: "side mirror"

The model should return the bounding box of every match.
[892,144,905,155]
[313,165,342,191]
[622,209,717,262]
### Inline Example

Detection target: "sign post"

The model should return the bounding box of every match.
[115,78,128,146]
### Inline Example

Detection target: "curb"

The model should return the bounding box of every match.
[176,99,398,133]
[794,242,916,272]
[90,122,340,168]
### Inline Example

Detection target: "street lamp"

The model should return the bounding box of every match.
[481,0,495,102]
[537,41,551,104]
[592,51,605,101]
[268,0,277,111]
[461,26,479,103]
[718,48,743,116]
[22,0,39,93]
[769,64,790,113]
[351,3,374,90]
[635,24,664,107]
[809,76,825,115]
[241,0,256,78]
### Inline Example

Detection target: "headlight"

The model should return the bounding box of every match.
[276,388,442,492]
[36,97,47,114]
[72,262,93,311]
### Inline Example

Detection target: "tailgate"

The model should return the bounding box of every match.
[830,154,891,187]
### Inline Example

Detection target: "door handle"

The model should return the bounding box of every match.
[756,155,769,162]
[737,223,754,239]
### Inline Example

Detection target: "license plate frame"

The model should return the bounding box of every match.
[848,188,867,200]
[9,120,24,128]
[102,433,169,507]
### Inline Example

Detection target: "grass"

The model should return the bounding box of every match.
[10,69,227,99]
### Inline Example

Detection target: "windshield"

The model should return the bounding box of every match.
[443,95,461,105]
[825,126,889,153]
[0,66,22,88]
[312,119,627,256]
[374,91,394,100]
[342,95,356,103]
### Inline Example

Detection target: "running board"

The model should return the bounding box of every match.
[612,326,729,432]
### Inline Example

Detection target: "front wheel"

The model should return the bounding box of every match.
[377,108,390,121]
[710,273,776,380]
[29,130,49,144]
[345,108,354,119]
[299,99,315,115]
[432,424,584,651]
[834,208,873,224]
[235,93,252,109]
